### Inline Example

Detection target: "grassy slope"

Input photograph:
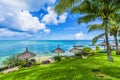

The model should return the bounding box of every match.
[0,52,120,80]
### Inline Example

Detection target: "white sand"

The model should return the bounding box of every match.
[31,56,54,63]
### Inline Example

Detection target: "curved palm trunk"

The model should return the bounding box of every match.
[114,35,119,55]
[104,18,113,62]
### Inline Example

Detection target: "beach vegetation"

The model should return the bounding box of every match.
[89,50,95,56]
[82,47,91,53]
[53,55,62,61]
[75,52,82,58]
[96,46,101,52]
[2,54,18,68]
[0,52,120,80]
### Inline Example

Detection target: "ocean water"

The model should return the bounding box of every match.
[0,40,104,66]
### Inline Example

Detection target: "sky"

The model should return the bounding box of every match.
[0,0,103,40]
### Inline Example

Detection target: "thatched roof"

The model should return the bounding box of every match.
[70,45,83,53]
[99,42,106,46]
[17,48,36,60]
[110,42,115,47]
[53,45,65,53]
[99,42,117,47]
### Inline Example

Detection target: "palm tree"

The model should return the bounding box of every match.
[109,16,120,55]
[109,26,119,53]
[89,15,120,55]
[55,0,120,61]
[88,24,119,53]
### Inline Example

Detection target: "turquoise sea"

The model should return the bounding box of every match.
[0,40,105,66]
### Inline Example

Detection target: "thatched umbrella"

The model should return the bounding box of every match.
[17,48,36,66]
[110,42,116,50]
[53,45,65,56]
[70,45,82,53]
[99,42,106,49]
[110,42,115,47]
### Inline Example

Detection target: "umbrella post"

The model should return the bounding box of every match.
[25,58,28,67]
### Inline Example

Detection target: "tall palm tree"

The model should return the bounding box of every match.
[109,25,119,53]
[55,0,120,61]
[89,15,120,55]
[88,25,119,53]
[109,16,120,55]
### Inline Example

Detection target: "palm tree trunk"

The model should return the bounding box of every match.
[104,18,113,62]
[114,35,119,55]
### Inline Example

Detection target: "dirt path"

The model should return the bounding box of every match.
[2,67,19,74]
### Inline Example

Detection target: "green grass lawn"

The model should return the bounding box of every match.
[0,52,120,80]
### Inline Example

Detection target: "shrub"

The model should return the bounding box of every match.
[96,46,101,52]
[89,50,95,56]
[54,56,62,61]
[82,47,92,53]
[32,62,40,66]
[65,56,72,59]
[75,52,82,57]
[30,59,36,63]
[18,60,26,67]
[2,54,18,67]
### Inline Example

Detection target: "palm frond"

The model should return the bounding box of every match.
[54,0,80,14]
[71,0,99,14]
[77,14,99,24]
[88,24,104,32]
[92,33,105,45]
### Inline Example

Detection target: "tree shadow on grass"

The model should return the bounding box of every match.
[100,66,120,79]
[35,66,99,80]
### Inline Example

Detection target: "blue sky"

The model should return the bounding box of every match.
[0,0,103,40]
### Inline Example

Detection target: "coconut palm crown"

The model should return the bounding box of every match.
[55,0,120,61]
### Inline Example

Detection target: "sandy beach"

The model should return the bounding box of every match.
[31,56,54,63]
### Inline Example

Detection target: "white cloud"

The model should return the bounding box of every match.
[75,31,85,40]
[75,31,92,40]
[58,13,68,23]
[44,29,51,33]
[42,7,58,25]
[42,7,68,25]
[14,10,46,32]
[0,0,54,33]
[0,0,69,39]
[0,28,31,37]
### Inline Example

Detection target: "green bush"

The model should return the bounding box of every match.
[89,50,95,56]
[96,46,101,52]
[2,54,18,67]
[75,52,82,57]
[32,62,40,66]
[82,47,92,53]
[54,56,62,61]
[18,60,26,67]
[65,56,72,59]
